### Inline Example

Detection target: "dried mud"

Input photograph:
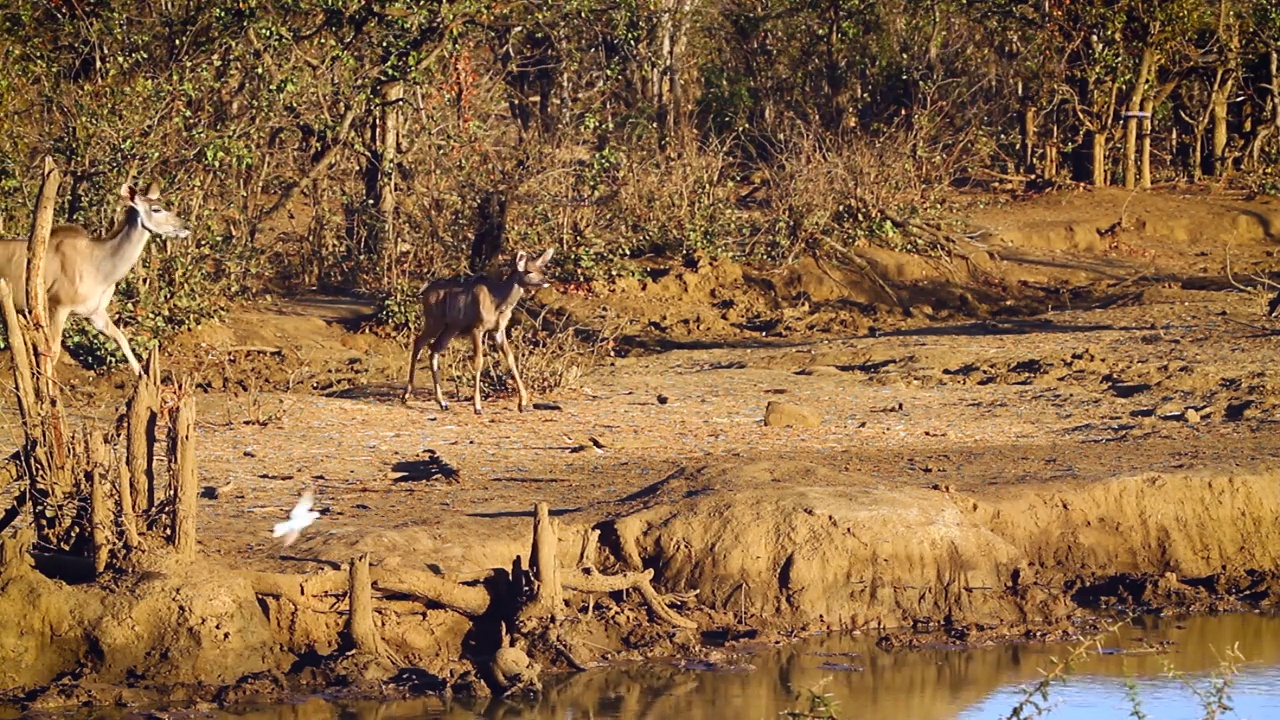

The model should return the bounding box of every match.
[3,186,1280,710]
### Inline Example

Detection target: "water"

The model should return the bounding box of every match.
[58,614,1280,719]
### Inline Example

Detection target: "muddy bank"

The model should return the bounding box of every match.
[613,463,1280,634]
[4,463,1280,710]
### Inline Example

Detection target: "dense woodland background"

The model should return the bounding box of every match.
[0,0,1278,362]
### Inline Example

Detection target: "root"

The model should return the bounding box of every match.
[563,567,698,629]
[372,560,492,617]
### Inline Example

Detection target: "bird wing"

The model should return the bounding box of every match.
[289,491,315,522]
[280,530,301,547]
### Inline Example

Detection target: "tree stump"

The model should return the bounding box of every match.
[518,502,564,624]
[126,371,160,517]
[169,385,198,557]
[88,431,112,576]
[346,553,382,654]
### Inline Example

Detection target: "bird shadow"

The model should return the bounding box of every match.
[275,554,342,570]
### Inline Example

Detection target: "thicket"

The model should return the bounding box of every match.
[0,0,1277,360]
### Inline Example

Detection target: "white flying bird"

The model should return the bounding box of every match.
[273,490,320,547]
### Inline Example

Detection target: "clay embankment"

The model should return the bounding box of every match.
[3,462,1278,707]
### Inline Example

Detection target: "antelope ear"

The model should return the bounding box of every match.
[534,247,555,267]
[515,251,529,271]
[120,183,136,202]
[144,181,161,200]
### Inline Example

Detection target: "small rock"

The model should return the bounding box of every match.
[492,646,540,692]
[764,401,822,428]
[1183,408,1200,424]
[656,393,670,405]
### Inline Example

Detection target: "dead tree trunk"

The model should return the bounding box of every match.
[169,385,198,557]
[11,160,77,548]
[25,157,60,374]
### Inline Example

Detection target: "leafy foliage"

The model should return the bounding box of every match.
[0,0,1277,368]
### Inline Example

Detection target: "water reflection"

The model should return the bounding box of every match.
[166,614,1280,719]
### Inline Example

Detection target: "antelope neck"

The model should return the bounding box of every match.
[494,272,525,313]
[97,207,153,284]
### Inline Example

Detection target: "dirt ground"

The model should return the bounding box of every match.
[4,184,1280,704]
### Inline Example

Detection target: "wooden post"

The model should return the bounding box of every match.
[170,383,197,557]
[88,431,111,575]
[347,553,382,654]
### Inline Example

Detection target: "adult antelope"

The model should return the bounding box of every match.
[0,181,190,375]
[404,247,555,413]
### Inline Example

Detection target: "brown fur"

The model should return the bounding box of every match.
[0,182,189,374]
[404,248,554,413]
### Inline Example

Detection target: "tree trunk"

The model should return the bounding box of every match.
[1091,128,1108,187]
[1192,125,1205,181]
[822,0,846,132]
[1021,105,1038,175]
[1209,0,1239,177]
[1123,48,1154,189]
[670,0,693,137]
[1044,121,1059,180]
[655,0,694,145]
[372,80,402,286]
[26,157,60,360]
[1211,84,1231,176]
[469,190,509,275]
[1140,96,1154,188]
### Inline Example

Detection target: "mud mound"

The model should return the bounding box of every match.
[0,560,93,691]
[0,551,290,696]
